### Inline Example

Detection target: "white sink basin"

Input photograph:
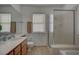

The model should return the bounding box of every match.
[60,50,79,55]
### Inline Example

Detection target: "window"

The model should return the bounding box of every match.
[33,14,45,32]
[49,14,53,32]
[0,14,11,32]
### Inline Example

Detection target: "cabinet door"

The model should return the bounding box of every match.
[22,45,27,55]
[14,45,21,55]
[16,52,21,55]
[21,40,28,55]
[8,50,14,55]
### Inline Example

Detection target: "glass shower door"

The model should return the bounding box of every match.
[54,10,74,45]
[49,10,75,47]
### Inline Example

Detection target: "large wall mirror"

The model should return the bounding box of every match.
[0,13,11,32]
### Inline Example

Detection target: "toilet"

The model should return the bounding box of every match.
[27,41,34,51]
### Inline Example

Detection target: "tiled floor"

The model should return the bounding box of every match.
[27,46,60,55]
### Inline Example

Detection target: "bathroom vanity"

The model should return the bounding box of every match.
[0,37,28,55]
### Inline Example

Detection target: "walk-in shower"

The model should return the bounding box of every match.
[48,10,75,47]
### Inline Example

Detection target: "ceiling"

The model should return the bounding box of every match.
[0,4,77,8]
[0,4,11,7]
[20,4,65,7]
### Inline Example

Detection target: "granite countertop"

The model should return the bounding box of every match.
[0,37,27,55]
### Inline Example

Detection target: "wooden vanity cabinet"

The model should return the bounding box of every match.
[7,40,28,55]
[7,50,14,55]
